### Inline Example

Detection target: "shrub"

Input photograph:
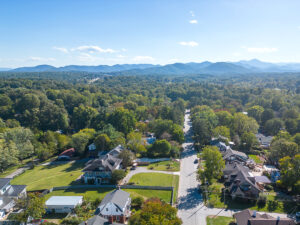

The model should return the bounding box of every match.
[257,194,267,208]
[132,196,144,210]
[111,169,126,184]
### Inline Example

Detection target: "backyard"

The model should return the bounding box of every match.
[11,161,85,190]
[46,187,172,203]
[129,172,179,201]
[147,160,180,172]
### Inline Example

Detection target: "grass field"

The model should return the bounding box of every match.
[46,187,172,203]
[206,216,234,225]
[147,160,180,172]
[129,172,179,201]
[249,155,263,164]
[11,161,85,190]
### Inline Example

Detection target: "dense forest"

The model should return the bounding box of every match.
[0,72,300,193]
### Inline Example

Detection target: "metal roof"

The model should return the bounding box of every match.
[46,196,83,206]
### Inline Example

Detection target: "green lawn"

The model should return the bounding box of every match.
[0,165,19,178]
[11,161,85,190]
[206,216,234,225]
[129,172,179,202]
[46,187,172,203]
[147,160,180,172]
[249,155,263,164]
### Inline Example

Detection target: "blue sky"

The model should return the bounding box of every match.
[1,0,300,67]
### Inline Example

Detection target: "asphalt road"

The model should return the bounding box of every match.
[177,110,289,225]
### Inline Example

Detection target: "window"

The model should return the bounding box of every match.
[106,208,108,211]
[116,208,118,212]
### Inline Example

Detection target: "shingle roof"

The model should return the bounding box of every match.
[234,209,295,225]
[79,215,124,225]
[0,196,15,210]
[3,185,26,197]
[83,154,122,173]
[0,178,11,190]
[46,196,83,206]
[98,189,130,212]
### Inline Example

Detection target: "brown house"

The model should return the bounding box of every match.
[234,209,296,225]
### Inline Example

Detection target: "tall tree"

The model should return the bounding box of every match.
[129,198,182,225]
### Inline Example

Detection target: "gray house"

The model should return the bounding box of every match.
[0,178,26,219]
[96,188,131,224]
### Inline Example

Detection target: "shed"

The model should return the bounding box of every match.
[45,196,83,213]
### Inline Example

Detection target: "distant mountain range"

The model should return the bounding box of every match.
[6,59,300,75]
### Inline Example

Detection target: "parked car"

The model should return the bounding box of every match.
[130,166,137,170]
[194,159,198,164]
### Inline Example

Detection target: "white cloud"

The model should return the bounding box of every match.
[53,46,69,53]
[190,10,195,17]
[133,56,155,62]
[179,41,199,47]
[245,47,278,53]
[72,45,116,53]
[121,48,127,52]
[189,19,198,24]
[29,57,56,62]
[117,54,126,58]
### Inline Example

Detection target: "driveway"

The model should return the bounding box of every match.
[177,110,289,225]
[121,166,179,185]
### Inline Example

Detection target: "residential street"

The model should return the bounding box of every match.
[177,110,289,225]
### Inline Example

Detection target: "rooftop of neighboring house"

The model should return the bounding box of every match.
[2,185,26,197]
[256,133,273,146]
[79,215,124,225]
[59,148,75,157]
[97,188,130,213]
[0,179,12,190]
[223,148,248,160]
[107,145,124,157]
[0,196,15,210]
[234,209,296,225]
[46,196,83,206]
[83,154,122,173]
[0,178,26,198]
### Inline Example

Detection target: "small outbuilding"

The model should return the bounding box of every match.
[45,196,83,213]
[58,148,75,160]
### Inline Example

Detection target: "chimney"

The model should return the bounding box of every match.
[252,211,256,218]
[108,215,114,224]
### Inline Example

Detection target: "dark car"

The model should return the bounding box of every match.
[130,166,137,170]
[194,159,198,164]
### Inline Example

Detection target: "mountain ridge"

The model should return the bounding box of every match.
[7,59,300,75]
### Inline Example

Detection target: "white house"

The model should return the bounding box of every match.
[0,178,27,219]
[96,188,131,224]
[88,143,96,151]
[45,196,83,213]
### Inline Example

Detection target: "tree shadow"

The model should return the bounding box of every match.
[177,187,203,210]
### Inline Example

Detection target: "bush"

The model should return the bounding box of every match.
[132,196,144,210]
[111,169,126,184]
[61,217,82,225]
[265,184,273,191]
[257,194,267,208]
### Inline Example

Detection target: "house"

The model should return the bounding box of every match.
[0,178,26,219]
[45,196,83,213]
[263,165,280,182]
[223,148,248,163]
[82,154,122,184]
[234,209,296,225]
[106,145,124,158]
[96,188,131,224]
[80,215,124,225]
[256,133,273,148]
[223,163,262,199]
[58,148,75,160]
[88,143,97,151]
